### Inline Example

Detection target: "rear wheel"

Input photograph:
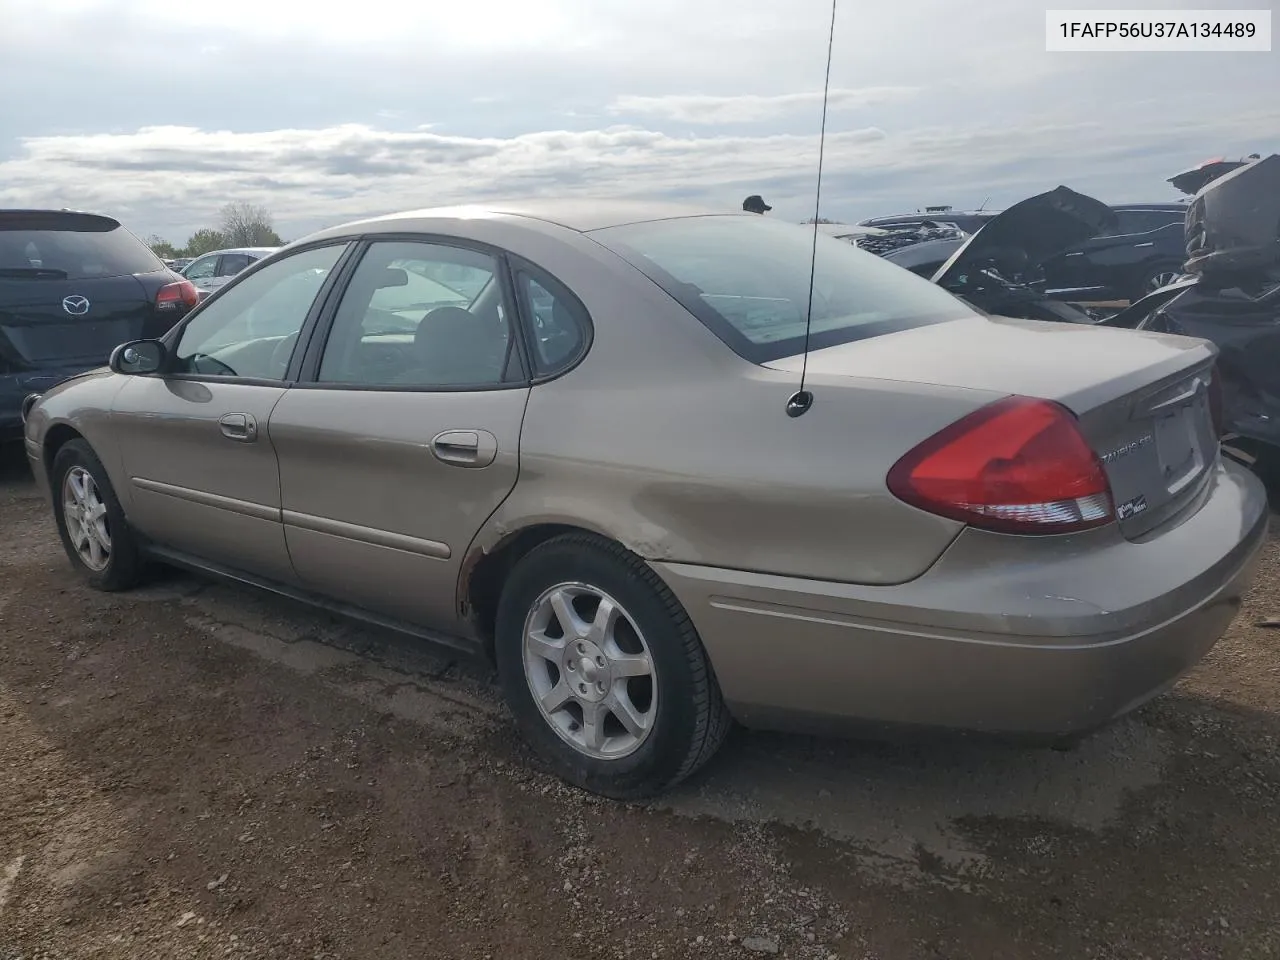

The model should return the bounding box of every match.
[51,439,143,591]
[494,533,731,800]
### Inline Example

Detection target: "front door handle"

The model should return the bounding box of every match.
[219,412,258,442]
[430,429,498,468]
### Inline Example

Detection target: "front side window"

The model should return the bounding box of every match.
[591,216,975,364]
[183,255,218,281]
[317,241,516,388]
[171,243,347,380]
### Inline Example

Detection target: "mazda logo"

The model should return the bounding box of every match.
[62,295,91,316]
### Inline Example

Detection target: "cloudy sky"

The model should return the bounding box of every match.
[0,0,1274,244]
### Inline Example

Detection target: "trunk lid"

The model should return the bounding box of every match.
[766,315,1220,539]
[0,274,153,368]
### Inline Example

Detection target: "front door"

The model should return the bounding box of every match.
[268,239,529,633]
[112,242,351,582]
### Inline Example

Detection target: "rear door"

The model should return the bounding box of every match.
[268,238,530,633]
[111,242,352,582]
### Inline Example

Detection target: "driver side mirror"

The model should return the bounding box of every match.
[109,339,167,376]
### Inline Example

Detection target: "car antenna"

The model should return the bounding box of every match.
[786,0,838,419]
[978,196,990,211]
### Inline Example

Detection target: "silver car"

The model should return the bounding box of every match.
[181,246,280,300]
[21,201,1270,799]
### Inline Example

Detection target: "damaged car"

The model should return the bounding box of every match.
[876,189,1189,305]
[1102,153,1280,485]
[876,185,1119,324]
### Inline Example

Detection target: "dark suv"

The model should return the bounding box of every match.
[1,209,198,440]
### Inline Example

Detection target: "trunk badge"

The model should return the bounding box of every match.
[62,295,91,316]
[1099,435,1153,463]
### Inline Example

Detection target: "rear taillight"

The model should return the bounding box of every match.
[886,396,1115,535]
[156,279,199,310]
[1207,368,1224,437]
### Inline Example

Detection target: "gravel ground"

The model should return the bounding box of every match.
[1,446,1278,959]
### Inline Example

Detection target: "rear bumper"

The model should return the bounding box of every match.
[654,459,1270,738]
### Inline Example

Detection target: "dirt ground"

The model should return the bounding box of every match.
[2,447,1279,960]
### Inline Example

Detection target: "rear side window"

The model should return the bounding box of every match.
[0,216,164,280]
[591,216,974,364]
[513,266,589,376]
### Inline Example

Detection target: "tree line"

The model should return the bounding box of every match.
[147,202,285,259]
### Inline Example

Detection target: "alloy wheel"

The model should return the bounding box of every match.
[62,466,112,571]
[522,582,658,760]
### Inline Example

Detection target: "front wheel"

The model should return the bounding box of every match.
[1133,263,1184,300]
[494,533,731,800]
[51,439,143,591]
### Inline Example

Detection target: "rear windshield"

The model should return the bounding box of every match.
[0,220,164,280]
[590,215,975,363]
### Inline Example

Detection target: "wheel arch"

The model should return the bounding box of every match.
[42,421,87,482]
[460,520,635,661]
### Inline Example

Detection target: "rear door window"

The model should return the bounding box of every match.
[217,253,253,277]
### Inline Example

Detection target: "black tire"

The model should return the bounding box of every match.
[50,439,143,591]
[494,533,731,800]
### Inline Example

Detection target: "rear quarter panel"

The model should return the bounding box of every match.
[457,222,997,586]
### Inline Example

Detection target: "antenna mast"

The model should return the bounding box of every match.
[787,0,838,419]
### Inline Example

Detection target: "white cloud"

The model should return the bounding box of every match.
[2,103,1274,243]
[609,88,920,124]
[0,0,1273,244]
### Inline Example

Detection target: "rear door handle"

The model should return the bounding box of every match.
[219,412,258,442]
[1133,242,1155,248]
[431,429,498,468]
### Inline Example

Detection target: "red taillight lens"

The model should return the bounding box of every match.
[156,279,199,309]
[1207,368,1224,438]
[886,396,1115,535]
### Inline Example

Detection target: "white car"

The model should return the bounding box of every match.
[181,247,279,300]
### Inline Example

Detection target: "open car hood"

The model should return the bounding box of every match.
[930,186,1117,287]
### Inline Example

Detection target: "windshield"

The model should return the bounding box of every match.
[591,215,975,363]
[0,223,165,280]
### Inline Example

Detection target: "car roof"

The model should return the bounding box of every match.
[315,199,741,238]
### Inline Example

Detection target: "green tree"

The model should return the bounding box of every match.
[145,234,179,259]
[182,228,228,257]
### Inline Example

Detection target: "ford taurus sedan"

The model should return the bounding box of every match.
[21,201,1270,799]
